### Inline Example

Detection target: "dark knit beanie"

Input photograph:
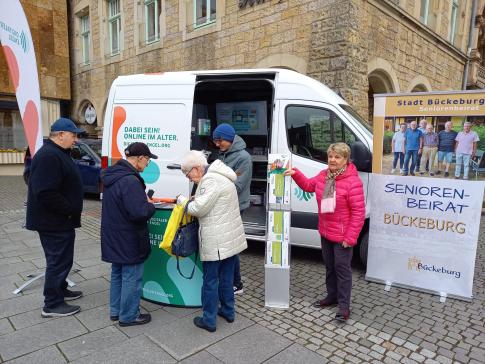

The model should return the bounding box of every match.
[213,123,236,142]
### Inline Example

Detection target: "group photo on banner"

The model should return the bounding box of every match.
[367,90,485,301]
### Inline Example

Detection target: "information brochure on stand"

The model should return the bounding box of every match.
[265,154,291,308]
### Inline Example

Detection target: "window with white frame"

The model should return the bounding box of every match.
[194,0,216,28]
[108,0,121,55]
[449,0,458,43]
[420,0,429,25]
[80,15,90,64]
[145,0,161,43]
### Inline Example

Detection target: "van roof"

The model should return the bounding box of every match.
[113,68,347,105]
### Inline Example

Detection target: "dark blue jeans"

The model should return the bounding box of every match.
[38,229,75,308]
[202,255,236,329]
[403,150,419,175]
[110,262,144,322]
[233,255,241,286]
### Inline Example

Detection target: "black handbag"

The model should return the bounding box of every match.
[172,202,199,279]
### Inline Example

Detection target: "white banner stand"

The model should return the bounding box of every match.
[264,155,291,309]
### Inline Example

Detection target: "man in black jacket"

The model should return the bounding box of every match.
[101,142,157,326]
[26,118,85,317]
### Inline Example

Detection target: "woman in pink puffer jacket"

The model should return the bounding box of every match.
[285,142,365,321]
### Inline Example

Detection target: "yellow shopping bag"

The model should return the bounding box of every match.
[159,203,192,256]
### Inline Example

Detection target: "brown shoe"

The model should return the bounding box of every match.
[312,297,337,308]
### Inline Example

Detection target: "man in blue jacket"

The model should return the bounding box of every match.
[212,124,252,295]
[101,142,157,326]
[26,118,85,318]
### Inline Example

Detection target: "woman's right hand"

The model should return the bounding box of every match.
[284,168,296,176]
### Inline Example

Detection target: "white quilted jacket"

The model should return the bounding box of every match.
[187,160,248,261]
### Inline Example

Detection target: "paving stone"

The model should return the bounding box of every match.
[0,318,13,336]
[0,292,44,319]
[179,350,223,364]
[9,309,58,330]
[267,343,328,363]
[4,346,67,364]
[117,308,179,338]
[72,334,176,364]
[0,317,87,361]
[147,312,254,361]
[207,324,292,364]
[74,305,115,332]
[58,326,127,361]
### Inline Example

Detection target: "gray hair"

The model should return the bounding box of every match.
[463,121,471,126]
[49,131,60,138]
[181,150,208,174]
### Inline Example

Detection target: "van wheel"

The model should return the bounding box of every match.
[359,232,369,267]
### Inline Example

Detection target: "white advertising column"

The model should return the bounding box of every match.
[0,1,43,155]
[265,154,291,309]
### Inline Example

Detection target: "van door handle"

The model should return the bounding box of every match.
[167,164,181,170]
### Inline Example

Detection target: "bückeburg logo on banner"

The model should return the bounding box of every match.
[407,256,461,279]
[0,21,30,53]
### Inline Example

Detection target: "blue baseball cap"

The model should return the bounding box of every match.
[213,123,235,142]
[50,118,85,134]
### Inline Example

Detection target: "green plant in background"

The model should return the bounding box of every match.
[383,131,394,154]
[453,124,485,151]
[474,125,485,151]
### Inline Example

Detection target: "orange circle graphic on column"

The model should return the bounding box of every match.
[112,106,127,158]
[23,100,39,154]
[2,46,20,90]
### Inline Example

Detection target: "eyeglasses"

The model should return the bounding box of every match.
[185,167,194,178]
[141,156,151,164]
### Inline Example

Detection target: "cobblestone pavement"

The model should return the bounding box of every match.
[0,176,484,363]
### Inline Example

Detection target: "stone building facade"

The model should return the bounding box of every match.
[69,0,478,136]
[0,0,70,174]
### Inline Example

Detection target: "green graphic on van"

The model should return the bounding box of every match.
[141,160,160,184]
[294,187,314,201]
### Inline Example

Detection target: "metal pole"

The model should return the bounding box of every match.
[463,0,478,89]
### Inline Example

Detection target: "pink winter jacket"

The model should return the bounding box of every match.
[292,163,365,246]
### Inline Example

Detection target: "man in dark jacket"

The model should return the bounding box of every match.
[101,142,157,326]
[212,124,252,295]
[26,118,85,317]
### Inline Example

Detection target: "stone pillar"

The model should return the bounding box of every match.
[307,0,370,119]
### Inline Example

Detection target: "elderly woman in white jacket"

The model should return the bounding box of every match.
[177,150,247,332]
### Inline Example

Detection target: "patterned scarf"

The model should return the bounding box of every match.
[323,165,347,199]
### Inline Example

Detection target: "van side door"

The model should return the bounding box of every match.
[276,100,369,248]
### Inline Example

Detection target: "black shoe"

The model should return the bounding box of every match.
[64,289,83,301]
[110,315,119,321]
[444,172,449,177]
[41,302,80,318]
[233,282,243,295]
[193,316,216,332]
[217,312,234,323]
[436,171,441,175]
[119,313,151,327]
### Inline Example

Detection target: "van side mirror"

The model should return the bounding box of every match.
[350,141,372,172]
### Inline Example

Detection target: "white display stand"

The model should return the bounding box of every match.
[264,154,291,309]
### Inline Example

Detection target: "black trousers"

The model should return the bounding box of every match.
[321,237,353,310]
[38,229,75,308]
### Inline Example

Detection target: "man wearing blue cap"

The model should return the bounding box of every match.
[26,117,85,318]
[212,123,252,295]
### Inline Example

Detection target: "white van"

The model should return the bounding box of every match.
[101,69,373,263]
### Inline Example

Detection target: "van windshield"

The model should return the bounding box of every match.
[339,104,373,137]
